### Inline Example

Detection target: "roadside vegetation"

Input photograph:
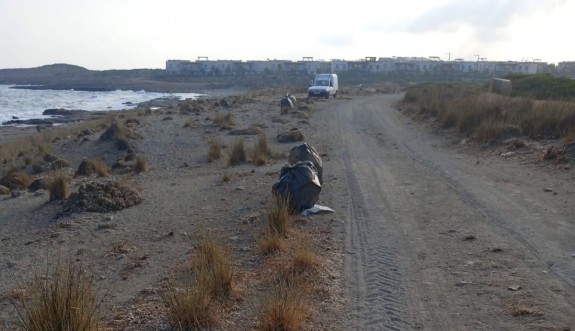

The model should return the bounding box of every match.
[400,84,575,148]
[506,73,575,101]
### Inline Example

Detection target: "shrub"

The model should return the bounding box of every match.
[15,257,99,331]
[228,139,246,166]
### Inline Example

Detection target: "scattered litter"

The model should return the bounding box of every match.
[543,187,553,192]
[272,161,321,212]
[301,204,335,216]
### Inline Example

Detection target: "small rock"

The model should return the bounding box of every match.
[544,188,553,192]
[236,186,246,191]
[228,236,239,241]
[508,284,521,291]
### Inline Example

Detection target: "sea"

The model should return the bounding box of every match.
[0,85,202,125]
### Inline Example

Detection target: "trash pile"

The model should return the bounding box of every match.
[272,143,334,215]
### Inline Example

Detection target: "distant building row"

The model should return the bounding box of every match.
[166,57,573,76]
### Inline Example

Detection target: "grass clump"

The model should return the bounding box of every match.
[207,138,223,163]
[14,257,99,331]
[0,171,32,190]
[221,172,231,182]
[257,232,285,255]
[291,235,319,271]
[161,235,234,330]
[48,173,71,201]
[161,273,213,330]
[228,139,246,166]
[266,194,292,237]
[134,155,149,173]
[258,277,307,331]
[213,113,234,129]
[75,159,110,177]
[252,134,272,165]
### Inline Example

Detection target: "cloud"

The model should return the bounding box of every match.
[320,34,355,48]
[407,0,566,41]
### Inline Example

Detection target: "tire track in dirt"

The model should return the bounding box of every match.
[337,101,411,331]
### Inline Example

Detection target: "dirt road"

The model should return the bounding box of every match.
[311,93,575,330]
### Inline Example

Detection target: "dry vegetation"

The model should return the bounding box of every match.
[252,134,272,166]
[208,138,223,163]
[401,84,575,145]
[14,257,100,331]
[161,235,234,330]
[228,139,247,166]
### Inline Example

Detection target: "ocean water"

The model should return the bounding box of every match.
[0,85,202,125]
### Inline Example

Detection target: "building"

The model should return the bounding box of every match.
[165,57,549,76]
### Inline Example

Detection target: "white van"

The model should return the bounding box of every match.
[308,73,338,98]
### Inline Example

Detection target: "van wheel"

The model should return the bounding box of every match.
[333,92,337,98]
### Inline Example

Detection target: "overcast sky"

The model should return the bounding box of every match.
[0,0,573,70]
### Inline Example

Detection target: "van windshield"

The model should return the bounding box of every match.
[314,79,329,86]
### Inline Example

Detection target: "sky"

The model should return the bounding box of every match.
[0,0,573,70]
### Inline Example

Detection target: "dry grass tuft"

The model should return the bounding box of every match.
[183,118,197,128]
[511,306,538,317]
[134,155,149,173]
[228,139,246,166]
[258,276,307,331]
[161,235,234,330]
[0,171,32,190]
[75,159,110,177]
[291,235,319,271]
[221,172,231,182]
[161,272,214,330]
[48,173,71,201]
[266,194,292,237]
[213,113,234,129]
[208,138,223,163]
[257,232,285,254]
[191,235,234,298]
[252,135,271,165]
[15,257,99,331]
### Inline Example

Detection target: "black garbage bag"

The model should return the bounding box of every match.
[272,161,321,213]
[288,143,323,184]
